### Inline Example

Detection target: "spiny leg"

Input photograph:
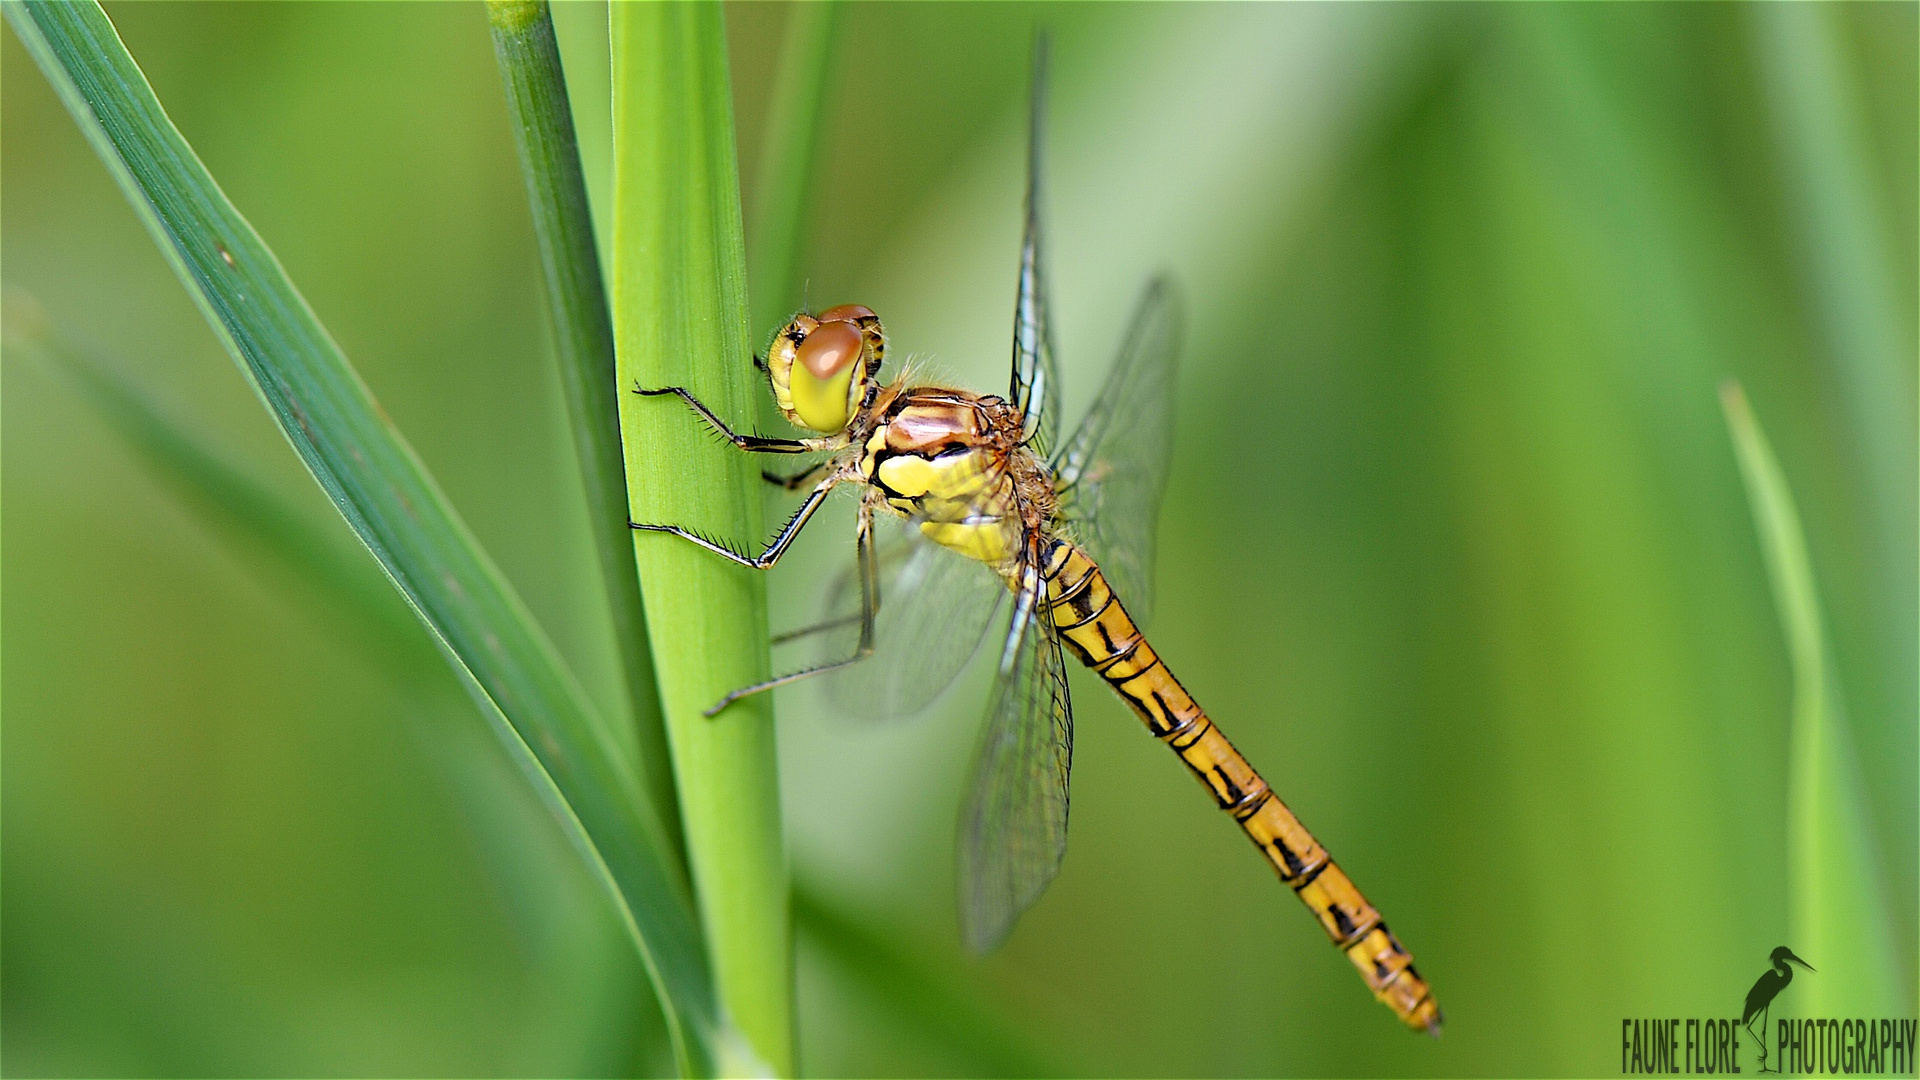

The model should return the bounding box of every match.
[769,612,861,646]
[702,500,881,716]
[768,510,889,643]
[629,473,839,569]
[763,462,829,491]
[633,385,811,454]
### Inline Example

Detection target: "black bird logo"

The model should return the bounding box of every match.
[1744,946,1814,1074]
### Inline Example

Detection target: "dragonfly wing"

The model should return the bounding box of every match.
[958,574,1074,953]
[1052,278,1183,626]
[1008,38,1060,459]
[801,513,1005,721]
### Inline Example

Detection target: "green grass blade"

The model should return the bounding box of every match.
[8,300,682,1073]
[611,3,790,1073]
[4,3,719,1071]
[1720,380,1902,1019]
[487,0,682,867]
[3,293,422,663]
[546,0,613,270]
[746,0,838,341]
[7,297,680,1073]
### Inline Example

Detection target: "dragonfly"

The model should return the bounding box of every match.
[629,42,1441,1036]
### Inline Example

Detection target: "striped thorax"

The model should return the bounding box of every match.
[859,390,1053,570]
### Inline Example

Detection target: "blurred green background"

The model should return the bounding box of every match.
[3,2,1913,1076]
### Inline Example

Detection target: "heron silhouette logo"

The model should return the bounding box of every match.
[1621,949,1913,1075]
[1744,946,1813,1074]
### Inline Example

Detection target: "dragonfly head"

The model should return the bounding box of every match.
[766,304,885,433]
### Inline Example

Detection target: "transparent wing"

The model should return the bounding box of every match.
[958,573,1074,953]
[1051,278,1183,626]
[1008,37,1060,459]
[794,513,1005,721]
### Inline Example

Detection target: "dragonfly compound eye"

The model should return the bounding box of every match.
[815,303,877,323]
[790,318,865,431]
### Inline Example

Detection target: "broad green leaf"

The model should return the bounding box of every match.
[3,3,719,1072]
[611,3,790,1074]
[1721,380,1901,1019]
[486,0,682,869]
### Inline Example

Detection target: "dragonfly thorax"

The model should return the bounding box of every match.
[859,389,1043,568]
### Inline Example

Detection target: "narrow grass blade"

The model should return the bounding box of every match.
[487,0,682,866]
[4,3,719,1071]
[546,0,613,270]
[1721,380,1902,1018]
[611,3,791,1073]
[3,292,420,663]
[7,297,680,1072]
[746,0,838,341]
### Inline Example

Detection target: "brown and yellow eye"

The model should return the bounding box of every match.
[796,320,861,379]
[789,319,864,431]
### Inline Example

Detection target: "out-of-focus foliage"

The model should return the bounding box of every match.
[1723,380,1900,1021]
[6,2,715,1070]
[3,3,1912,1077]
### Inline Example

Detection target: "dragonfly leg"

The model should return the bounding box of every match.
[634,384,812,454]
[630,474,839,569]
[762,462,828,490]
[769,612,860,646]
[703,501,880,716]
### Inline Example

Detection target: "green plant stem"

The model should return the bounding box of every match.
[1721,380,1902,1018]
[747,0,837,342]
[610,3,791,1074]
[3,3,718,1071]
[546,0,613,268]
[486,0,682,868]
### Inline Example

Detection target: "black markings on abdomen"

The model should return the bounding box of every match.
[1091,634,1144,676]
[1289,858,1328,891]
[1269,835,1306,877]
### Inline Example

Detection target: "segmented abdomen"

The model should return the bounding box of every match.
[1039,539,1442,1035]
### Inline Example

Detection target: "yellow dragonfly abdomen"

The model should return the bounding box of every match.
[1040,539,1443,1035]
